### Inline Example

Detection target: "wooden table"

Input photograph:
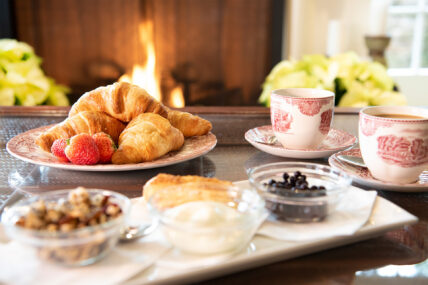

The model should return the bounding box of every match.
[0,106,427,284]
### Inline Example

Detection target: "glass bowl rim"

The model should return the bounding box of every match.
[1,188,131,239]
[247,161,352,199]
[146,186,265,231]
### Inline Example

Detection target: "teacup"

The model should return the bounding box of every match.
[270,88,335,149]
[359,106,428,184]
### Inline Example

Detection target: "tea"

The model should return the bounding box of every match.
[375,114,426,119]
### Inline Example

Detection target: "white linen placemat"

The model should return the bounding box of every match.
[257,187,377,242]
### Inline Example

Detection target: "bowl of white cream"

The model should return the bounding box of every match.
[146,185,265,255]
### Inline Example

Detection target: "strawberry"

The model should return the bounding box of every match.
[65,134,100,165]
[92,132,116,163]
[51,138,69,162]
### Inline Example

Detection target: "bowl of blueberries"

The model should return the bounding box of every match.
[247,162,352,222]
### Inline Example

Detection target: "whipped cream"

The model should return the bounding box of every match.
[162,201,250,254]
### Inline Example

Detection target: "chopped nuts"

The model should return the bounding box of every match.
[60,223,75,233]
[46,224,58,232]
[45,209,61,223]
[68,187,90,205]
[105,204,120,216]
[16,187,122,231]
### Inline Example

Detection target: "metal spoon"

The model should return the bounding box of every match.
[337,155,367,168]
[252,133,278,145]
[119,223,157,242]
[250,128,278,145]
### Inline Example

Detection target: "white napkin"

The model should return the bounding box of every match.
[0,198,169,285]
[0,238,169,285]
[257,187,377,242]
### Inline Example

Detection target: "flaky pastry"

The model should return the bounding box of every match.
[143,173,234,208]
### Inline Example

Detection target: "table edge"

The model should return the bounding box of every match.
[0,106,361,117]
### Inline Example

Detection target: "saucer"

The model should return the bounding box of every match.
[245,126,356,159]
[329,148,428,192]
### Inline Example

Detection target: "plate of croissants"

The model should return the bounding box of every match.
[6,82,217,171]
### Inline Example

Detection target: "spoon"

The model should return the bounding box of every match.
[252,131,278,145]
[253,136,277,145]
[119,223,157,242]
[337,155,367,168]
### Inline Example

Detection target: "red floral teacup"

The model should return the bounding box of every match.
[359,106,428,184]
[270,88,335,149]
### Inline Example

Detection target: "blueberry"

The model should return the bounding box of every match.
[268,179,276,185]
[282,172,289,181]
[294,171,302,178]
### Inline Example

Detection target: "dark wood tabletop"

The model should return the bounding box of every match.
[0,106,427,284]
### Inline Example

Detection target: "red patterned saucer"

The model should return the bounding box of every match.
[245,125,356,159]
[329,148,428,192]
[7,125,217,172]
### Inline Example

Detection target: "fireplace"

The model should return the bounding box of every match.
[7,0,285,106]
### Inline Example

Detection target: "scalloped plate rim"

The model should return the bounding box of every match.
[245,125,357,159]
[6,125,217,172]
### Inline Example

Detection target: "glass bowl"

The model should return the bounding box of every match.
[146,184,265,255]
[247,162,351,223]
[1,188,131,266]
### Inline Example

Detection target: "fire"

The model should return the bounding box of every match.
[170,86,185,108]
[119,21,185,107]
[119,21,161,102]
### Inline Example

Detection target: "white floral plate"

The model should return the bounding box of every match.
[6,125,217,171]
[329,148,428,192]
[245,125,356,159]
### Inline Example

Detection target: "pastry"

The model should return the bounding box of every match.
[69,82,168,122]
[36,111,126,152]
[167,109,212,137]
[143,173,233,208]
[111,113,184,164]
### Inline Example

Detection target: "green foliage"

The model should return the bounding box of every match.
[0,39,70,106]
[259,52,406,107]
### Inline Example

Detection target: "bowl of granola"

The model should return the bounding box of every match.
[1,187,131,266]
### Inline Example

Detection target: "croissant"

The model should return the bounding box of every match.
[69,82,168,122]
[36,111,126,152]
[167,109,212,137]
[111,113,184,164]
[143,173,234,208]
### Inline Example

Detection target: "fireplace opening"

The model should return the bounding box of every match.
[9,0,285,107]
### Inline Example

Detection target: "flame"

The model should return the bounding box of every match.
[170,86,185,108]
[119,21,161,102]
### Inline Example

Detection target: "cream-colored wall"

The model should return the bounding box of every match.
[288,0,371,60]
[391,76,428,106]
